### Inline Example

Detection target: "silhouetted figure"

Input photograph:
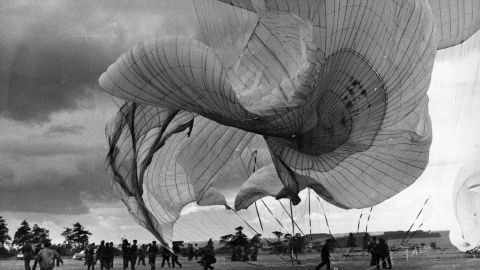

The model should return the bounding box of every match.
[104,242,114,269]
[35,242,63,270]
[130,240,138,270]
[385,240,393,269]
[199,239,216,270]
[186,244,194,261]
[250,244,258,261]
[374,238,392,269]
[138,244,147,266]
[122,240,130,270]
[368,237,378,266]
[194,244,199,261]
[32,243,43,270]
[171,242,182,268]
[315,239,331,270]
[22,242,34,270]
[97,240,107,270]
[148,241,159,270]
[85,243,96,270]
[161,244,171,268]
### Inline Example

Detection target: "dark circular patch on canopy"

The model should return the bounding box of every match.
[268,50,387,171]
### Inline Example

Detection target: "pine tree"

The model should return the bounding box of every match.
[31,224,51,245]
[61,227,73,245]
[68,222,91,247]
[272,231,283,242]
[12,220,33,246]
[0,217,11,247]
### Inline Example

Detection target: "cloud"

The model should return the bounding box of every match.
[0,165,15,185]
[0,0,198,123]
[0,138,99,158]
[0,152,117,215]
[45,124,86,136]
[1,25,117,123]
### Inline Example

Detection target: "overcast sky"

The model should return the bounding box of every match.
[0,0,479,245]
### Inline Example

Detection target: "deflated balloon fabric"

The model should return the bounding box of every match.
[450,161,480,252]
[100,0,480,244]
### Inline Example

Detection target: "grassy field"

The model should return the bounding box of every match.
[1,250,479,270]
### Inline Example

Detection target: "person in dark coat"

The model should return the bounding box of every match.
[103,242,113,270]
[32,243,44,270]
[194,244,199,261]
[315,239,331,270]
[199,240,216,270]
[35,242,63,270]
[147,241,159,270]
[85,243,96,270]
[368,236,378,266]
[161,244,171,268]
[385,239,393,269]
[22,241,34,270]
[97,240,107,270]
[122,240,130,270]
[374,238,392,269]
[138,244,147,266]
[130,240,138,270]
[110,243,115,268]
[171,242,182,268]
[186,244,193,261]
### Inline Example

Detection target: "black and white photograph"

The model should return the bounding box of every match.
[0,1,479,269]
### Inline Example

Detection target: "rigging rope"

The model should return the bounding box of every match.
[254,202,264,232]
[260,199,289,232]
[278,201,305,235]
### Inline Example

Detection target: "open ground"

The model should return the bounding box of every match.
[1,250,479,270]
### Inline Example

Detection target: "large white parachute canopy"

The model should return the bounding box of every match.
[450,161,480,252]
[99,0,480,245]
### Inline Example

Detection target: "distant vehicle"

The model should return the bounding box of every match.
[72,250,85,260]
[16,253,24,260]
[73,249,97,260]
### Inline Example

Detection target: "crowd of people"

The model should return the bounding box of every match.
[314,237,393,270]
[20,236,395,270]
[79,238,216,270]
[84,240,116,270]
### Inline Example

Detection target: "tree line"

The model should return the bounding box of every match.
[0,216,93,257]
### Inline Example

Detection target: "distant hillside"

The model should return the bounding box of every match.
[301,230,455,250]
[384,230,441,239]
[180,230,456,251]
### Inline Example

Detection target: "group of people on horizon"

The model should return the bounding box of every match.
[159,242,182,268]
[22,236,403,270]
[78,239,161,270]
[314,236,393,270]
[122,239,163,270]
[368,236,393,269]
[84,240,115,270]
[185,243,200,261]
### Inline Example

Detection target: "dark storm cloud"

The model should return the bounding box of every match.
[1,25,118,123]
[0,165,15,185]
[0,139,99,157]
[0,155,117,215]
[0,0,198,123]
[45,124,86,136]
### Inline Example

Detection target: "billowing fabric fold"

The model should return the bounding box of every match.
[450,162,480,252]
[428,0,480,49]
[100,0,480,244]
